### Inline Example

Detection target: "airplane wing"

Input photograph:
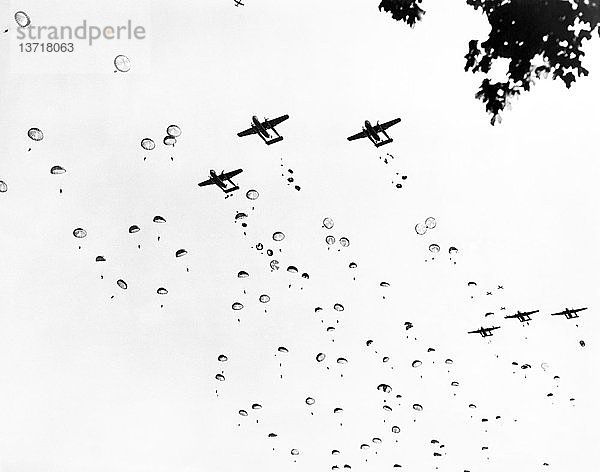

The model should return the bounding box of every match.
[197,178,215,187]
[550,310,567,316]
[263,114,289,129]
[378,117,402,130]
[550,307,588,316]
[222,169,243,180]
[468,329,482,334]
[347,130,368,141]
[237,127,258,137]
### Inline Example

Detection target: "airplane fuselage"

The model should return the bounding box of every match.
[210,170,227,189]
[564,308,579,319]
[252,115,271,139]
[364,120,381,142]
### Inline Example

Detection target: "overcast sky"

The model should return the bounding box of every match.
[1,1,599,471]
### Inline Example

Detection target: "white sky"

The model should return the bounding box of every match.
[1,1,599,471]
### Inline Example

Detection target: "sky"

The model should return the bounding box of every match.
[0,1,599,471]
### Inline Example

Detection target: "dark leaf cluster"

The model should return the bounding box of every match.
[380,0,600,123]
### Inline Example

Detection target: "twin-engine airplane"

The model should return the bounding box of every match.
[237,114,289,144]
[468,326,501,338]
[504,309,539,324]
[198,169,243,194]
[550,307,587,319]
[347,118,402,147]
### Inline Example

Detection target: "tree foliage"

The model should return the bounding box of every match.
[379,0,600,124]
[379,0,425,27]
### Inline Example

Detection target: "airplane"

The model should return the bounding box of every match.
[237,114,289,144]
[468,326,501,338]
[550,307,588,320]
[347,118,402,147]
[198,169,243,194]
[504,309,539,324]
